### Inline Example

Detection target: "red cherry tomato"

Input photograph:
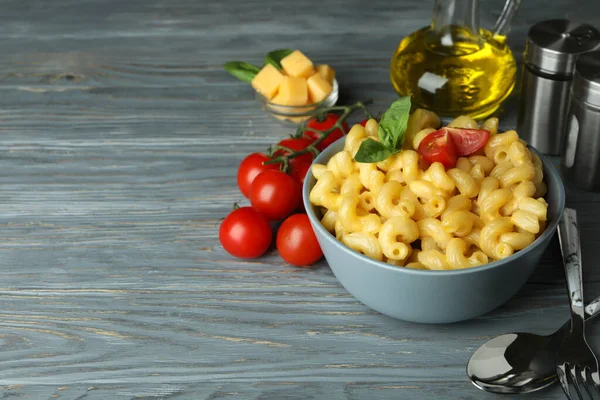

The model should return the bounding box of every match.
[446,127,491,156]
[274,138,314,165]
[219,207,272,259]
[276,214,323,267]
[290,158,312,186]
[250,170,301,221]
[237,153,279,199]
[358,119,369,127]
[302,114,349,151]
[417,129,458,169]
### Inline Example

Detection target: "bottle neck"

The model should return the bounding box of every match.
[432,0,480,34]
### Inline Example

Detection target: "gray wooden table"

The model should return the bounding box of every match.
[0,0,599,399]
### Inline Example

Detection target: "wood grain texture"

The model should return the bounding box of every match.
[0,0,598,398]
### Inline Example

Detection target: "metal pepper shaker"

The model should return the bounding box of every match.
[517,19,600,155]
[561,51,600,192]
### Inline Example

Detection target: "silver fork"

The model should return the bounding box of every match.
[557,208,600,400]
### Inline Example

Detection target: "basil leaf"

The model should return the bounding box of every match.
[223,61,261,83]
[354,139,395,163]
[264,49,293,69]
[378,96,412,149]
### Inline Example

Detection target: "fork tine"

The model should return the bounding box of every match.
[559,366,575,400]
[570,364,587,400]
[577,366,594,400]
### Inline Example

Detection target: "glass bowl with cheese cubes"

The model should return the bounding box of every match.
[301,102,566,323]
[252,50,338,125]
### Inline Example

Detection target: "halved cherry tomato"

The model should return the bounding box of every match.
[219,207,272,259]
[417,129,458,169]
[250,170,302,221]
[446,127,490,156]
[276,214,323,267]
[237,153,280,199]
[302,114,349,151]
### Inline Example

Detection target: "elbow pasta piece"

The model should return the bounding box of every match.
[365,118,379,137]
[359,162,385,194]
[309,171,342,211]
[470,163,485,184]
[441,195,471,219]
[338,195,381,234]
[500,231,535,250]
[485,144,510,165]
[446,238,489,269]
[507,141,530,166]
[402,150,420,184]
[409,180,447,201]
[463,228,482,248]
[518,197,548,221]
[470,212,485,229]
[359,191,377,212]
[311,164,328,180]
[412,128,436,150]
[456,157,473,172]
[442,210,473,237]
[421,236,441,251]
[511,210,540,234]
[447,168,479,198]
[376,181,416,219]
[424,195,446,218]
[377,151,404,172]
[500,181,536,216]
[418,250,450,270]
[379,217,419,260]
[321,209,338,233]
[480,217,514,259]
[481,117,499,135]
[342,232,383,261]
[486,130,519,149]
[385,168,404,183]
[405,261,428,270]
[417,218,452,249]
[400,186,427,221]
[427,162,455,192]
[340,173,363,197]
[344,124,368,156]
[499,163,535,188]
[468,155,495,175]
[490,161,514,179]
[478,176,500,205]
[327,150,355,179]
[480,188,512,223]
[448,115,478,129]
[534,181,547,198]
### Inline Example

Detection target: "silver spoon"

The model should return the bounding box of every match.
[467,296,600,394]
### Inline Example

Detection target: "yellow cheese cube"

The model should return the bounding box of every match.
[316,64,335,85]
[281,50,315,78]
[275,76,308,106]
[307,72,333,103]
[251,64,284,100]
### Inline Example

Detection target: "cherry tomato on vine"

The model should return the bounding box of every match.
[276,214,323,267]
[417,129,458,169]
[290,158,312,186]
[219,207,272,259]
[237,153,280,198]
[302,114,349,151]
[250,170,301,221]
[445,127,490,156]
[274,138,314,165]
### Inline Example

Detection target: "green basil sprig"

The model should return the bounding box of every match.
[354,97,412,163]
[264,49,293,69]
[223,61,261,83]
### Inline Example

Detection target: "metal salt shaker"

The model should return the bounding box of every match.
[561,51,600,191]
[517,19,600,155]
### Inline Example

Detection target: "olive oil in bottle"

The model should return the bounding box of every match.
[390,0,519,120]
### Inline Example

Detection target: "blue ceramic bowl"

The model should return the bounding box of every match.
[302,139,565,324]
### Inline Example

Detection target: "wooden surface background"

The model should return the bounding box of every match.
[0,0,599,398]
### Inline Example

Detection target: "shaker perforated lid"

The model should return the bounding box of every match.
[572,51,600,107]
[525,19,600,76]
